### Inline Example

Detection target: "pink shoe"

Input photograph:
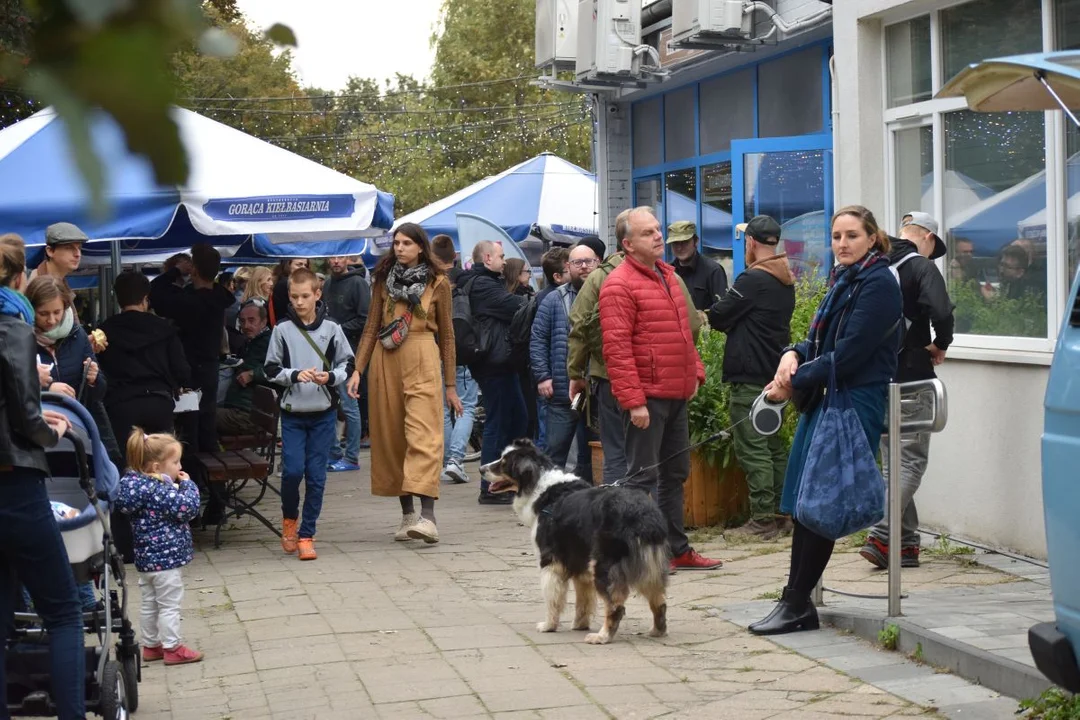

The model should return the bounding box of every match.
[163,644,204,665]
[141,645,164,662]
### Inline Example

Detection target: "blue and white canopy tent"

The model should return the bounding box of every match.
[394,153,598,245]
[0,106,395,254]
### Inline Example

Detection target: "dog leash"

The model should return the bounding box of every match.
[608,390,788,488]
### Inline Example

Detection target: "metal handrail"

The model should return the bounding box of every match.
[814,378,949,617]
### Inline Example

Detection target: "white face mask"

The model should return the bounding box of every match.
[43,307,74,341]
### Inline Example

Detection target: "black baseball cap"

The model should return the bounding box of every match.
[736,215,782,245]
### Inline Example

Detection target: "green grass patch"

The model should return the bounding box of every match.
[924,534,975,557]
[1019,687,1080,719]
[879,623,900,651]
[754,588,783,601]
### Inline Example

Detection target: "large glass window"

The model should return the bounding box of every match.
[664,87,696,162]
[941,0,1041,84]
[701,162,733,269]
[757,47,823,138]
[700,70,755,154]
[632,98,662,168]
[664,169,697,236]
[635,177,663,222]
[1059,0,1080,50]
[944,111,1047,339]
[1063,1,1080,285]
[893,125,933,233]
[886,17,932,107]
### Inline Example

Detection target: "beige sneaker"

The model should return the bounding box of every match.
[394,513,418,541]
[406,517,439,544]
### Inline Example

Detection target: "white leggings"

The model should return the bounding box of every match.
[139,569,185,649]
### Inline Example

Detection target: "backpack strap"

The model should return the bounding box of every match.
[296,326,330,372]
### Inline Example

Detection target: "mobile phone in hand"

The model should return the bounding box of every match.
[571,392,585,413]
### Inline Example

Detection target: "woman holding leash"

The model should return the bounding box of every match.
[349,223,462,544]
[749,205,902,636]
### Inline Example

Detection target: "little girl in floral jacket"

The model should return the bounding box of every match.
[115,428,203,666]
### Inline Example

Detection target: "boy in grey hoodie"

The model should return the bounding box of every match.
[264,268,353,561]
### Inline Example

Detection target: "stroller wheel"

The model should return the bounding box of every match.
[99,660,128,720]
[121,652,140,713]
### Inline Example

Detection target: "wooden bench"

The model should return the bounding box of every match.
[195,386,281,548]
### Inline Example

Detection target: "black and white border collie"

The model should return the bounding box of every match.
[481,439,670,644]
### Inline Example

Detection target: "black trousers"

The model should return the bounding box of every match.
[179,360,220,454]
[788,520,836,595]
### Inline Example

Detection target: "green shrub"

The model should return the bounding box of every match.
[1019,687,1080,719]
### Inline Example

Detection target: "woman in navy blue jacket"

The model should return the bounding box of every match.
[750,205,903,636]
[27,275,123,464]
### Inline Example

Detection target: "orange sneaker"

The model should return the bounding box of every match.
[281,518,298,554]
[297,538,317,561]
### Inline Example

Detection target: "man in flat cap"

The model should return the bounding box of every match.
[30,222,86,284]
[667,220,728,314]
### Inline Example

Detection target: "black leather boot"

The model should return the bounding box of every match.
[748,587,819,635]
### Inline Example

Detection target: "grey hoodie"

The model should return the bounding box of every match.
[264,303,354,414]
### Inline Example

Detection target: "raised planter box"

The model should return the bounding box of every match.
[587,442,748,528]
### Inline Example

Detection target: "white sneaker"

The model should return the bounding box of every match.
[394,513,418,541]
[443,460,468,484]
[406,517,439,544]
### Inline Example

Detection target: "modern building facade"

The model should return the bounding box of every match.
[589,0,1077,557]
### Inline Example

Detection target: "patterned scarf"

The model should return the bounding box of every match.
[0,286,34,324]
[806,250,888,359]
[385,262,430,318]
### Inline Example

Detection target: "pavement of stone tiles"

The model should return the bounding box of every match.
[116,458,1043,720]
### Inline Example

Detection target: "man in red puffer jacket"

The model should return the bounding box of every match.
[599,206,723,572]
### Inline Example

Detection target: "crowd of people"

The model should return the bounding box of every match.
[0,198,962,717]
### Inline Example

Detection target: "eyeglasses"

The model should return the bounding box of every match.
[569,258,599,268]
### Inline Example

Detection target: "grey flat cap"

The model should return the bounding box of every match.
[45,222,88,247]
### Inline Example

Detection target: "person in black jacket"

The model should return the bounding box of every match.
[323,256,371,470]
[270,258,309,327]
[0,233,85,720]
[668,220,728,313]
[709,215,796,540]
[860,211,955,570]
[151,245,235,452]
[464,240,525,504]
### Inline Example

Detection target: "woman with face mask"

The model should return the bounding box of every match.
[27,275,122,464]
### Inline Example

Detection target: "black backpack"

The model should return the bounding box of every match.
[452,275,485,366]
[509,293,538,350]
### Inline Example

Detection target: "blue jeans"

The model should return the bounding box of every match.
[280,409,337,538]
[476,372,528,491]
[329,394,362,465]
[0,471,85,720]
[544,402,593,478]
[443,367,478,465]
[536,398,548,450]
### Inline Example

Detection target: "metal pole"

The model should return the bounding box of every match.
[887,382,903,617]
[108,241,122,318]
[812,577,823,607]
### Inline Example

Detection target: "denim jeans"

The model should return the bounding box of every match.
[0,471,85,720]
[545,402,594,479]
[330,394,362,465]
[443,367,478,465]
[594,378,628,485]
[536,398,548,450]
[476,372,528,490]
[280,409,337,538]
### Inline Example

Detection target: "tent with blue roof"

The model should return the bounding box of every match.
[394,153,597,245]
[0,107,395,250]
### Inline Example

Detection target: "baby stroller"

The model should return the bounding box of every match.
[6,394,140,718]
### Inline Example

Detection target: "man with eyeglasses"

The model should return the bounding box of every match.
[531,243,599,474]
[216,300,272,436]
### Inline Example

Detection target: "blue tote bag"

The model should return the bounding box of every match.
[794,367,886,541]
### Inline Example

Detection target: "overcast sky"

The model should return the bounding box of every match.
[236,0,444,91]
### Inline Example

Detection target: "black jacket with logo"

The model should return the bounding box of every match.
[707,254,795,386]
[888,237,955,382]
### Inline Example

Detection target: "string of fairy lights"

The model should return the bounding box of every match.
[0,77,594,179]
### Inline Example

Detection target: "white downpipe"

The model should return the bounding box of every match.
[743,1,833,39]
[829,54,840,208]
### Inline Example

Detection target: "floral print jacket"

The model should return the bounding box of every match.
[116,470,200,573]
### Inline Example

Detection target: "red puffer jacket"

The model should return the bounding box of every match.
[598,254,705,410]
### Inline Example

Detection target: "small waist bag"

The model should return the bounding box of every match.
[378,310,413,351]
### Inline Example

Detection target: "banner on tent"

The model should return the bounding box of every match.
[373,232,393,250]
[203,194,356,222]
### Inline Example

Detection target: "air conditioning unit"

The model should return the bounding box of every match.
[536,0,578,70]
[575,0,642,80]
[672,0,752,43]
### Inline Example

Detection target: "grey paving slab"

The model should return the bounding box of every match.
[104,456,1049,719]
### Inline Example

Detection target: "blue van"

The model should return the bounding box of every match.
[940,50,1080,693]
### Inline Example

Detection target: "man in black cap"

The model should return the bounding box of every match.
[860,211,954,570]
[30,222,86,284]
[708,215,795,540]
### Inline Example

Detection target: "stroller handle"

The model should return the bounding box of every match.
[62,428,97,505]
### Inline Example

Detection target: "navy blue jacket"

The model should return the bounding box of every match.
[116,470,200,573]
[36,324,106,403]
[792,260,903,391]
[530,284,574,405]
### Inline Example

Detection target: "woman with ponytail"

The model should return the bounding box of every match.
[0,233,86,717]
